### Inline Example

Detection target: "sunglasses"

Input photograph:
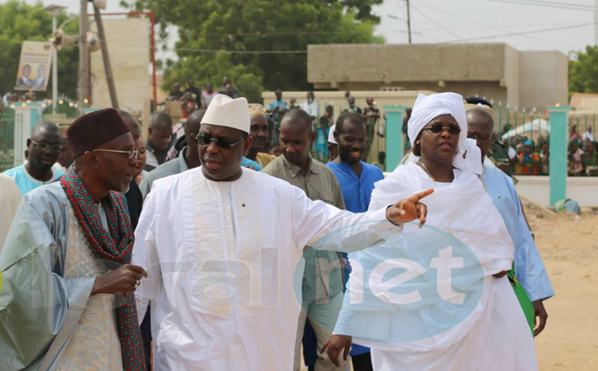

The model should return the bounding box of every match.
[196,133,247,149]
[467,131,493,141]
[92,149,140,160]
[31,139,63,152]
[423,123,461,135]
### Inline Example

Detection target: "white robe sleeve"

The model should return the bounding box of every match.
[289,184,399,252]
[132,188,162,323]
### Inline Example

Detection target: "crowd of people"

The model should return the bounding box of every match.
[500,123,597,176]
[0,85,555,371]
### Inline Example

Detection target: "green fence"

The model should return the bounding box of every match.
[489,104,597,176]
[0,111,18,172]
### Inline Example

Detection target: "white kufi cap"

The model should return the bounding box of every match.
[200,94,250,133]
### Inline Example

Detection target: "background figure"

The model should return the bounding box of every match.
[3,121,63,195]
[185,79,203,107]
[248,104,276,168]
[118,109,144,229]
[468,107,553,337]
[300,91,319,130]
[516,140,540,175]
[539,142,549,175]
[262,109,347,371]
[344,96,362,114]
[218,75,239,97]
[166,82,183,101]
[568,139,585,176]
[570,124,582,142]
[139,110,205,199]
[135,137,147,185]
[363,97,380,160]
[585,141,598,175]
[201,82,218,107]
[315,105,333,162]
[327,112,385,370]
[55,137,74,172]
[181,92,198,118]
[269,145,282,156]
[145,112,173,171]
[289,98,300,110]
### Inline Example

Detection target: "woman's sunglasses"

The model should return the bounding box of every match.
[423,123,461,135]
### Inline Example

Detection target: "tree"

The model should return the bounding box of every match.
[125,0,384,102]
[0,1,79,99]
[569,46,598,96]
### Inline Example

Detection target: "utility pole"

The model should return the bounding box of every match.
[406,0,412,44]
[93,4,119,109]
[595,0,598,45]
[78,0,89,112]
[52,14,58,114]
[43,5,65,115]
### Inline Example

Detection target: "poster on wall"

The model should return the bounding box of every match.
[15,41,52,91]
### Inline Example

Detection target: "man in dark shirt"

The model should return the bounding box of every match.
[145,113,173,171]
[185,79,203,107]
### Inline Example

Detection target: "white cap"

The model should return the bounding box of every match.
[200,94,250,133]
[328,124,337,145]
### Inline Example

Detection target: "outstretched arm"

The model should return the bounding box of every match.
[291,185,433,253]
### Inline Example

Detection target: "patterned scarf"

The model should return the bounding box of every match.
[61,166,146,370]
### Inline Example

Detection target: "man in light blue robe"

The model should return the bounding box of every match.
[467,107,554,336]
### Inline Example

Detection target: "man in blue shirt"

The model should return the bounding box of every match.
[467,107,554,336]
[267,88,288,112]
[327,111,384,370]
[3,121,64,195]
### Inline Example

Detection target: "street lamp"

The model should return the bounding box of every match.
[43,5,66,115]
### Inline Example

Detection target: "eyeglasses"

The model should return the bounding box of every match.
[92,149,139,159]
[423,123,461,135]
[31,139,63,152]
[467,131,493,141]
[196,133,247,149]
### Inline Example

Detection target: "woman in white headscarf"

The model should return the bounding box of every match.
[323,93,537,370]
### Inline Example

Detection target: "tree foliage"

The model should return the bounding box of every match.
[0,1,79,99]
[125,0,383,102]
[569,46,598,96]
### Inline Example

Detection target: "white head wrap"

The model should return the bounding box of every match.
[407,93,483,175]
[328,124,337,145]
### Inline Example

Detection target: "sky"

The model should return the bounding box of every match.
[10,0,598,60]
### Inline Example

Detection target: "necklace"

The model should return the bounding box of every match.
[417,160,455,182]
[417,160,435,182]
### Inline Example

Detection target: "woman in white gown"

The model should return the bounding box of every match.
[323,92,537,370]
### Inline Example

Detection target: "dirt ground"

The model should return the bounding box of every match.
[527,207,598,370]
[300,206,598,371]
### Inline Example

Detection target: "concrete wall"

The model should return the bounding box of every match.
[504,44,520,108]
[519,51,568,110]
[307,43,568,110]
[515,176,598,207]
[90,18,150,115]
[308,43,507,88]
